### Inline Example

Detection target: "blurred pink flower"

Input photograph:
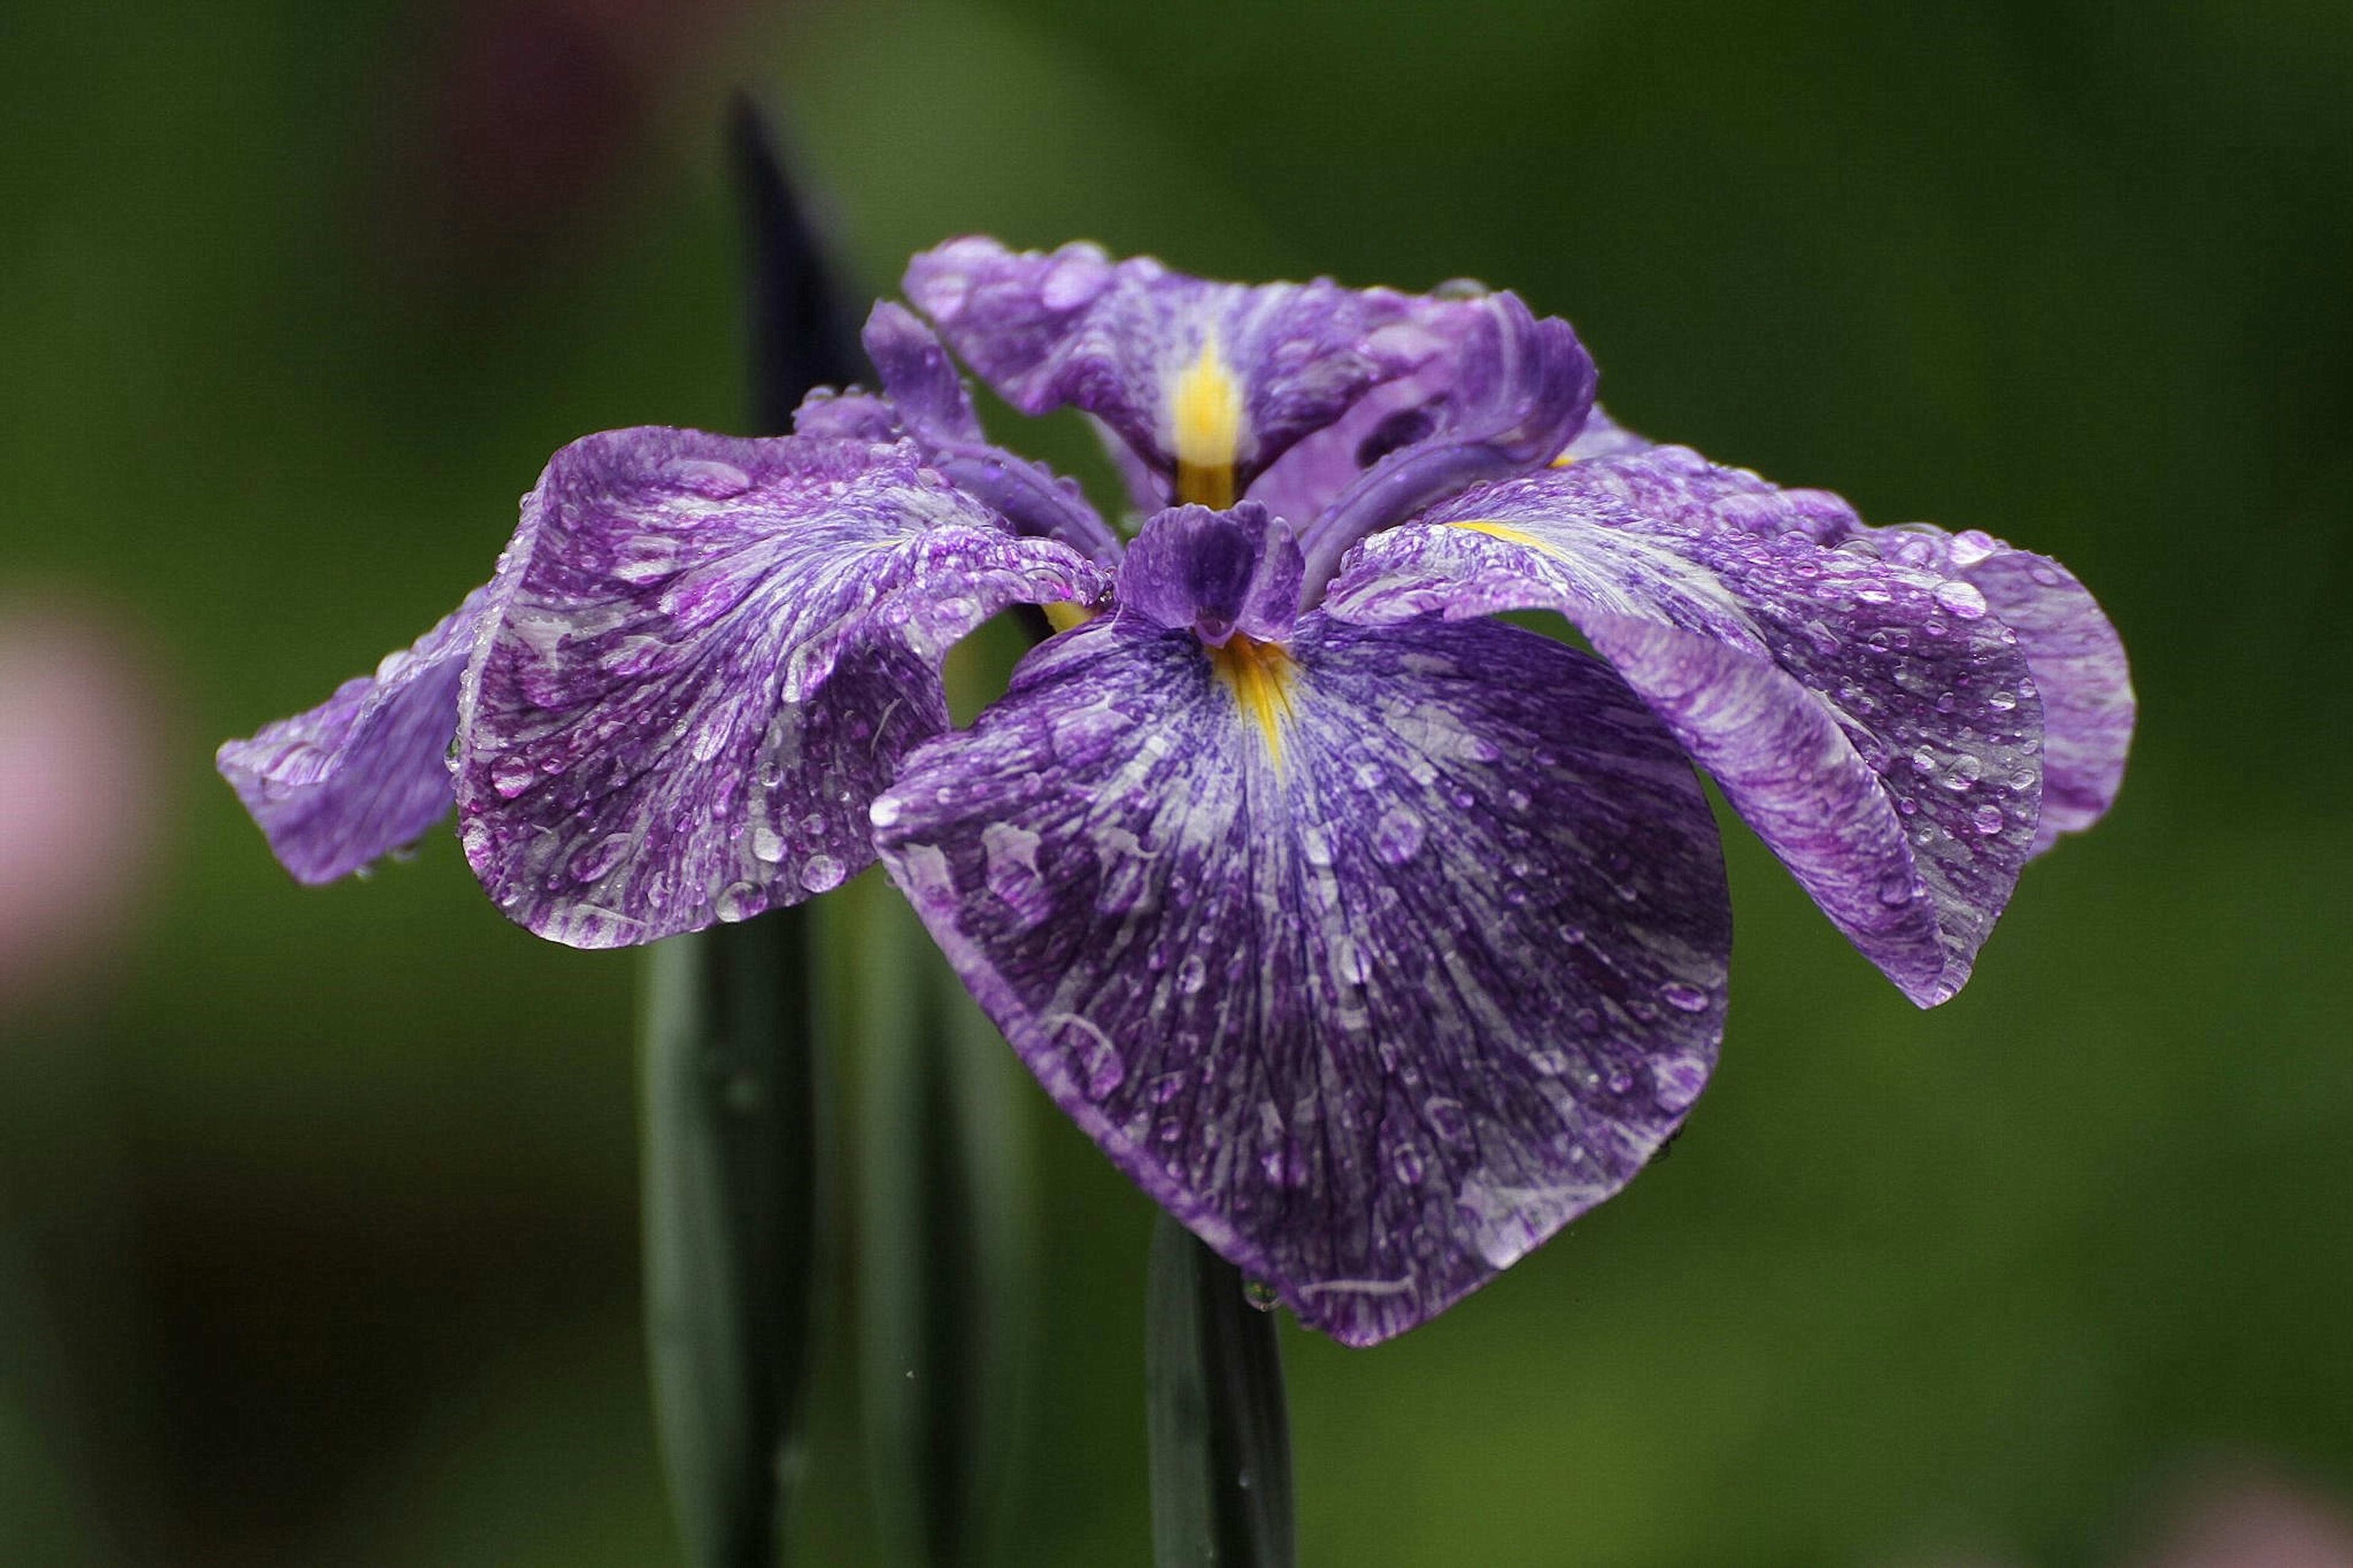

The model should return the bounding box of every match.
[0,605,160,1005]
[2140,1477,2353,1568]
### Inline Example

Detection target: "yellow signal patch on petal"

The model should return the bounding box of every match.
[1210,634,1297,767]
[1449,518,1558,555]
[1042,601,1097,634]
[1171,339,1244,508]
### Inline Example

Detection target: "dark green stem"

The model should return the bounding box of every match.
[1146,1214,1295,1568]
[640,917,825,1568]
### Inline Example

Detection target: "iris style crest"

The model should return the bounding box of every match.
[218,236,2134,1344]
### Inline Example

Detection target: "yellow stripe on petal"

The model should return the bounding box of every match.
[1171,339,1243,508]
[1449,518,1558,554]
[1042,601,1097,634]
[1210,634,1297,767]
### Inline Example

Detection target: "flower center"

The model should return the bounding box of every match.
[1210,633,1296,767]
[1171,339,1243,509]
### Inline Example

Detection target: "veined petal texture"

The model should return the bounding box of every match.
[1326,447,2045,1006]
[454,426,1109,948]
[218,584,490,884]
[904,238,1453,502]
[872,612,1730,1346]
[1861,524,2132,854]
[1543,417,2131,855]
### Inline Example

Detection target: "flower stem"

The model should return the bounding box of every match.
[1146,1214,1296,1568]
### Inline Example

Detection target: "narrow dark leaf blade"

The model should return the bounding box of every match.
[726,91,868,431]
[851,879,1036,1567]
[640,918,825,1568]
[1146,1214,1295,1568]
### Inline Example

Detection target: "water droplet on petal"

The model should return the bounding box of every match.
[1659,980,1710,1013]
[800,853,846,892]
[1972,803,2005,835]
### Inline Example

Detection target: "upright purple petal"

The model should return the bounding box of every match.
[871,611,1729,1346]
[453,426,1110,949]
[1325,447,2047,1006]
[1861,525,2132,853]
[218,585,490,884]
[860,301,1123,563]
[903,237,1455,506]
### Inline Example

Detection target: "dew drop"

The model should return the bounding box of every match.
[799,853,846,893]
[1660,980,1710,1013]
[1934,580,1990,619]
[1176,953,1210,996]
[1972,803,2006,835]
[751,825,786,863]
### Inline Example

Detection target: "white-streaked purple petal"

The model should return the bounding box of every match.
[903,237,1454,499]
[1325,447,2045,1006]
[218,585,490,884]
[452,425,1110,948]
[1861,524,2132,854]
[871,612,1730,1346]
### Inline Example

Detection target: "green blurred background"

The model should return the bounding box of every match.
[4,0,2350,1562]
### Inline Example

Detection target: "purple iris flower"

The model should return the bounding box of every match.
[219,237,2133,1346]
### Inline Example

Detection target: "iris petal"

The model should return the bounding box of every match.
[217,585,490,884]
[1325,447,2045,1006]
[1860,525,2133,855]
[903,238,1456,502]
[452,425,1109,948]
[871,612,1729,1346]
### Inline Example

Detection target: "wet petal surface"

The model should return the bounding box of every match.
[904,238,1453,503]
[454,426,1107,947]
[218,585,490,884]
[872,612,1729,1345]
[1326,447,2044,1004]
[1862,524,2132,854]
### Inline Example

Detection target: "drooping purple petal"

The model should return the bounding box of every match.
[871,611,1730,1346]
[1859,525,2132,853]
[1539,417,2128,852]
[452,425,1110,948]
[860,301,1123,563]
[218,585,490,884]
[1325,446,2047,1006]
[903,237,1457,504]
